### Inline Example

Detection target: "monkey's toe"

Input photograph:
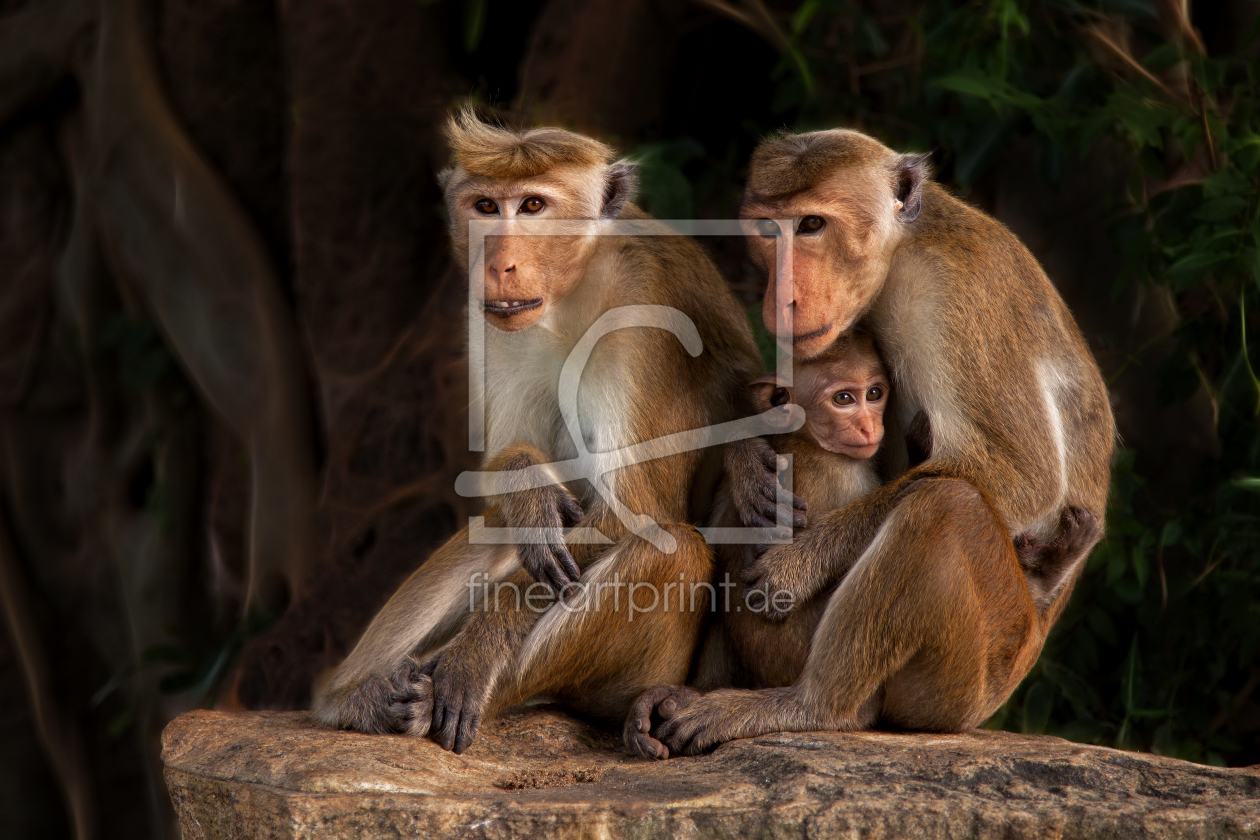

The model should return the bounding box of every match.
[657,687,700,718]
[625,730,670,760]
[387,674,434,737]
[623,686,687,759]
[655,710,724,756]
[1059,506,1102,550]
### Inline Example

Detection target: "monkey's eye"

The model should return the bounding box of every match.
[474,198,499,214]
[866,386,884,402]
[755,219,780,238]
[520,196,545,214]
[833,391,855,406]
[797,215,825,235]
[770,387,791,407]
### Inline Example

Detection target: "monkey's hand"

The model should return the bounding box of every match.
[420,646,498,755]
[725,437,807,537]
[739,534,828,621]
[498,477,585,593]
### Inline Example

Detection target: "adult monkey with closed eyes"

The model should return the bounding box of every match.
[314,110,764,753]
[628,128,1114,757]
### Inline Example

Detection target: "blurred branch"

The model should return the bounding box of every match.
[690,0,790,53]
[82,0,318,611]
[1079,20,1192,107]
[0,511,95,840]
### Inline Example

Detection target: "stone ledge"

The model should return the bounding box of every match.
[161,709,1260,839]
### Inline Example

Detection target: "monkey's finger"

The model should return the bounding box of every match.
[430,686,448,734]
[544,563,572,596]
[756,440,780,471]
[419,657,439,677]
[553,544,581,583]
[453,709,481,755]
[436,698,462,751]
[537,547,575,593]
[521,544,569,591]
[558,493,584,527]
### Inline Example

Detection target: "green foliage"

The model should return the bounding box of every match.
[631,139,708,219]
[778,0,1260,763]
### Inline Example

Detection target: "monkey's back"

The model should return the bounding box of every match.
[875,183,1114,536]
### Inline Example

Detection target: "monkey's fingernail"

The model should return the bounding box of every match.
[775,456,788,471]
[794,514,807,528]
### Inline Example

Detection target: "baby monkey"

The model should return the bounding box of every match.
[628,333,1098,753]
[701,331,895,690]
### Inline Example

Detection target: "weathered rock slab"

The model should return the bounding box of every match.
[162,708,1260,839]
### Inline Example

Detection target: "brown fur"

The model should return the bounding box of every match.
[628,127,1114,758]
[444,106,615,181]
[315,113,761,754]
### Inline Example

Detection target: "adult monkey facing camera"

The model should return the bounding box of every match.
[314,111,763,753]
[629,129,1114,757]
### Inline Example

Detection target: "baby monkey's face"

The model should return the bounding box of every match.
[752,336,889,460]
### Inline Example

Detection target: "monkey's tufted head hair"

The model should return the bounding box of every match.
[444,106,618,180]
[746,129,929,201]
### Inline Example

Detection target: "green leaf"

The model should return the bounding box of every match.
[1160,520,1183,547]
[934,70,1008,100]
[463,0,486,53]
[1164,249,1231,283]
[791,0,820,36]
[1232,477,1260,493]
[1195,196,1248,222]
[1131,545,1149,589]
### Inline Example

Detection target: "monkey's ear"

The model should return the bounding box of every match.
[436,166,454,190]
[749,376,790,411]
[602,160,639,219]
[892,153,930,224]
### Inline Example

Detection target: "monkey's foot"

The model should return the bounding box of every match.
[421,650,495,754]
[337,658,433,736]
[623,686,699,760]
[1015,506,1102,572]
[1056,506,1102,555]
[654,688,795,756]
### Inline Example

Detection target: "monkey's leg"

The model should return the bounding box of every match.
[424,524,714,754]
[648,479,1035,756]
[313,527,519,734]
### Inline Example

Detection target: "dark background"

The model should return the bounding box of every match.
[0,0,1256,837]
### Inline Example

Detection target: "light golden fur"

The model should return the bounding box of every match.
[315,114,761,753]
[627,128,1113,758]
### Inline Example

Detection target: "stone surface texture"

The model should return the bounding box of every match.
[162,708,1260,839]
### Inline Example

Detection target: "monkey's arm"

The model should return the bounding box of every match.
[483,443,585,592]
[741,465,955,617]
